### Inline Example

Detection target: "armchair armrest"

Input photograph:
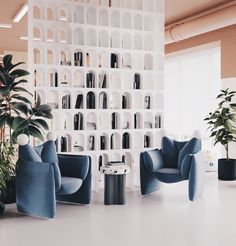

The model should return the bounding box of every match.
[142,149,164,172]
[58,154,90,180]
[57,155,92,204]
[16,160,56,218]
[180,154,193,179]
[188,151,205,201]
[140,149,163,195]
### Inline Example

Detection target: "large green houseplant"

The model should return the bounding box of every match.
[204,88,236,180]
[0,54,53,207]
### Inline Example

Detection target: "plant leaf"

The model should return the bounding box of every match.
[28,125,44,141]
[12,116,29,131]
[3,55,12,69]
[12,86,33,96]
[10,69,29,78]
[11,94,31,104]
[31,118,49,130]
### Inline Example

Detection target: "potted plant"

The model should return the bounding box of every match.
[0,54,53,214]
[204,88,236,180]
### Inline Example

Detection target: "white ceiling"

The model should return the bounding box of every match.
[0,0,234,54]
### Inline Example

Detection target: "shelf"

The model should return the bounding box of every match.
[29,0,164,192]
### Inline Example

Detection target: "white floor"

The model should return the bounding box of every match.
[1,173,236,246]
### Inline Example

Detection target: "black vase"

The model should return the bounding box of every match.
[218,159,236,180]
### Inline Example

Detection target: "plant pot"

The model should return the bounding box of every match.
[218,159,236,180]
[0,176,16,204]
[0,201,5,216]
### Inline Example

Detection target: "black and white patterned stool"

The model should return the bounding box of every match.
[100,165,130,205]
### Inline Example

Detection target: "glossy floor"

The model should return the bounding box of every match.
[1,173,236,246]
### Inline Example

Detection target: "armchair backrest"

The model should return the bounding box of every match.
[18,140,61,191]
[161,137,201,169]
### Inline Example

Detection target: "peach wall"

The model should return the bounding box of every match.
[165,24,236,79]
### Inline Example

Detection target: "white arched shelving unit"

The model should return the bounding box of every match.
[29,0,164,192]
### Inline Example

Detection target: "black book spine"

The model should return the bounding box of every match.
[112,113,116,129]
[74,114,79,130]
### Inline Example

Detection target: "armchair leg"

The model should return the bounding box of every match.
[188,152,205,201]
[140,155,161,195]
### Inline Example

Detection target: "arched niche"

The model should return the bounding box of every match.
[74,27,84,45]
[34,68,45,87]
[47,49,55,65]
[86,112,97,130]
[86,7,97,25]
[133,0,143,10]
[33,3,43,19]
[33,26,42,41]
[144,35,153,51]
[144,0,154,12]
[98,51,109,68]
[144,15,154,31]
[98,92,108,109]
[74,6,84,23]
[110,71,121,89]
[46,27,57,42]
[144,112,154,129]
[110,31,120,48]
[122,12,132,29]
[122,33,132,49]
[122,53,132,69]
[59,27,71,44]
[61,91,72,109]
[144,54,154,70]
[60,69,72,87]
[99,30,109,47]
[133,14,143,30]
[74,69,85,88]
[110,11,120,27]
[133,34,143,50]
[60,48,72,66]
[46,2,58,20]
[99,9,109,26]
[110,133,121,150]
[59,4,72,22]
[122,0,132,8]
[86,29,97,46]
[122,112,132,129]
[33,48,42,64]
[47,68,59,87]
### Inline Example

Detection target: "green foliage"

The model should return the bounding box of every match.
[0,54,53,195]
[0,54,53,143]
[0,141,15,196]
[204,88,236,159]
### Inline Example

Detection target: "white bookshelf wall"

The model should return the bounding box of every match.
[28,0,165,191]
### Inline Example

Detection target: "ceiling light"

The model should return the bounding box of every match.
[13,3,28,23]
[0,23,12,28]
[20,36,28,40]
[20,36,41,41]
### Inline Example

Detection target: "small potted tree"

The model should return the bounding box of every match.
[0,54,53,214]
[205,88,236,180]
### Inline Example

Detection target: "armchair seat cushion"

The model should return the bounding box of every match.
[154,168,183,183]
[58,177,83,195]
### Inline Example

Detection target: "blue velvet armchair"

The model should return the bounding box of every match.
[16,135,91,219]
[140,136,205,201]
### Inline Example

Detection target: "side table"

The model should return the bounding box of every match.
[100,165,130,205]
